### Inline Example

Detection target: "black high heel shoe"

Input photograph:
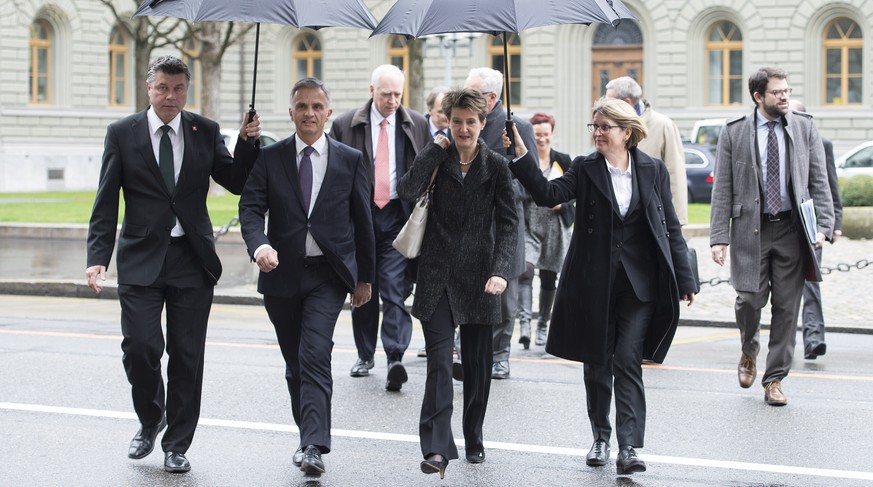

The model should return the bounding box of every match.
[420,454,448,479]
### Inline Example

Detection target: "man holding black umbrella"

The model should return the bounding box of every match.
[464,67,536,381]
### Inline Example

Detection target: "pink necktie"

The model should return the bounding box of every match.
[374,119,390,209]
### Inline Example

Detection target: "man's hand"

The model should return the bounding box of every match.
[351,282,372,307]
[86,265,107,294]
[681,293,696,306]
[255,247,279,273]
[815,231,826,248]
[832,229,842,244]
[711,244,727,267]
[240,112,261,142]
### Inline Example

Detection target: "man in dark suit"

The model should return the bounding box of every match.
[464,67,536,380]
[711,67,834,406]
[789,99,843,360]
[239,77,375,476]
[86,55,261,473]
[330,64,430,391]
[425,86,450,139]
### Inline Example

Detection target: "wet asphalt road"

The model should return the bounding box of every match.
[1,295,872,487]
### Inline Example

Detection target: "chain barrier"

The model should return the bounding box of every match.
[697,257,871,287]
[213,216,240,241]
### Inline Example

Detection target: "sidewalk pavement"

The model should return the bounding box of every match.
[1,223,871,333]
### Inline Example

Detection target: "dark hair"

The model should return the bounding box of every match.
[441,88,487,122]
[748,67,787,103]
[529,112,555,129]
[147,56,190,84]
[291,77,331,104]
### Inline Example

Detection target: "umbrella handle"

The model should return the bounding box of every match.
[245,108,258,146]
[505,119,516,157]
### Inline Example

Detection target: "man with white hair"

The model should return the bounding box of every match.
[463,67,536,383]
[331,64,430,392]
[606,76,688,225]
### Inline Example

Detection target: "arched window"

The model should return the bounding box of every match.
[705,21,743,106]
[29,19,52,104]
[109,26,129,107]
[387,35,410,106]
[823,18,863,105]
[489,33,522,107]
[293,32,322,81]
[182,38,201,111]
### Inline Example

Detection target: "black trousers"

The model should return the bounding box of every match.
[118,238,213,453]
[263,260,346,453]
[352,200,412,362]
[583,266,654,449]
[420,291,493,460]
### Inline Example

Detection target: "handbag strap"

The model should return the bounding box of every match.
[422,167,439,195]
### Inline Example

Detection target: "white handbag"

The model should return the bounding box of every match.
[392,168,439,259]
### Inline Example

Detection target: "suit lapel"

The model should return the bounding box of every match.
[281,138,309,214]
[133,111,171,196]
[176,111,198,193]
[630,152,654,214]
[749,111,766,195]
[582,156,619,216]
[310,138,337,216]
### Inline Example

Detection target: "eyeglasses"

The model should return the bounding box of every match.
[587,124,623,133]
[764,88,792,97]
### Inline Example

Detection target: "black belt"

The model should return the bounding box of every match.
[169,236,187,244]
[303,255,328,267]
[763,210,792,222]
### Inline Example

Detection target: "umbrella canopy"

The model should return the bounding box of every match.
[372,0,634,154]
[134,0,377,116]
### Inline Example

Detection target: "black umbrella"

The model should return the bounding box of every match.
[134,0,378,123]
[372,0,635,154]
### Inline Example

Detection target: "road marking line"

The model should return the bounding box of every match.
[2,401,871,481]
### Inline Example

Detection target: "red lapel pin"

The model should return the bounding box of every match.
[192,125,198,132]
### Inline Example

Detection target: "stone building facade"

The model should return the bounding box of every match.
[1,0,871,191]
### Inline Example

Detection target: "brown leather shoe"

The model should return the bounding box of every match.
[764,381,787,406]
[737,354,756,389]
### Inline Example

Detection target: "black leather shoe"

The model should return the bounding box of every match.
[164,451,191,473]
[465,450,485,463]
[585,439,610,467]
[492,360,510,380]
[128,416,166,459]
[300,445,326,475]
[350,357,375,377]
[386,361,408,391]
[292,446,304,466]
[452,357,464,382]
[616,446,646,475]
[805,342,827,359]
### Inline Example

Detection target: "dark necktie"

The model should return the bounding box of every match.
[765,120,780,215]
[159,125,175,193]
[436,129,446,137]
[299,146,315,213]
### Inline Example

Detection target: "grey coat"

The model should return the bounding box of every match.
[710,109,834,292]
[397,141,518,325]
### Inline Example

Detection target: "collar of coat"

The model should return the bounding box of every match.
[349,99,416,129]
[578,147,658,211]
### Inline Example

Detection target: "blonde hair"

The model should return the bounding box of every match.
[591,97,647,148]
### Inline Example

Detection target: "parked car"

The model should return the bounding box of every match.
[684,143,717,204]
[221,129,280,156]
[689,118,726,146]
[836,140,873,179]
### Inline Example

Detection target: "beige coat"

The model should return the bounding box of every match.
[638,100,688,225]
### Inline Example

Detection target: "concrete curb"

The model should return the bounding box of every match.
[3,279,871,335]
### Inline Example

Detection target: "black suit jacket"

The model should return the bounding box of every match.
[239,135,376,297]
[87,109,257,286]
[329,100,430,218]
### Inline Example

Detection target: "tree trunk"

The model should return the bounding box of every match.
[134,19,153,112]
[198,22,223,122]
[407,39,425,113]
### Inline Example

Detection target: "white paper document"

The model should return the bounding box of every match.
[800,199,817,244]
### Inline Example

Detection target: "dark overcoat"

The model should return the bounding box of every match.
[510,148,698,364]
[397,140,518,325]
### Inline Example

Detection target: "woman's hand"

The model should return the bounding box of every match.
[501,123,528,156]
[434,133,450,150]
[484,276,508,296]
[681,292,696,306]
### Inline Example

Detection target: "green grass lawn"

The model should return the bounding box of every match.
[0,191,241,226]
[0,192,713,226]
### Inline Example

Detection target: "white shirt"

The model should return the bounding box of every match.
[147,107,184,236]
[254,133,329,260]
[370,106,398,200]
[605,153,633,218]
[756,111,790,212]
